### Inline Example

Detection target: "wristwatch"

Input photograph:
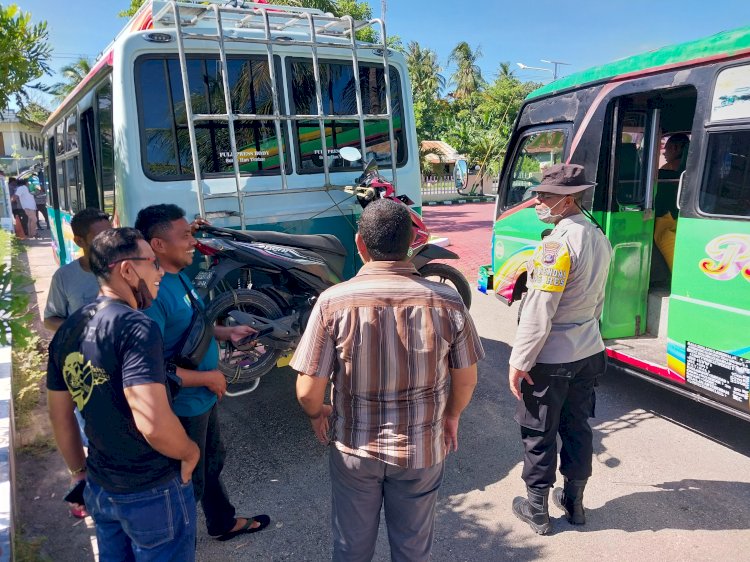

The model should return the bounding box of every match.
[69,466,87,476]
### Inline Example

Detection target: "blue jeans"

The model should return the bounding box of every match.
[84,476,197,562]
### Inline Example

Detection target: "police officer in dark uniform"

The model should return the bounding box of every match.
[508,164,613,535]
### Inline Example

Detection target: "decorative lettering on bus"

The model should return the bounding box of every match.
[219,150,270,164]
[699,233,750,282]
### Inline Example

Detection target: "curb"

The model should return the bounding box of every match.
[425,196,496,206]
[0,240,13,562]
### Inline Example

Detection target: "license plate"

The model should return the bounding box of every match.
[193,269,215,289]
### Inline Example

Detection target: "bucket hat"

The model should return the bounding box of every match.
[533,164,595,195]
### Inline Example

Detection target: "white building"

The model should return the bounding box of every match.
[0,111,44,174]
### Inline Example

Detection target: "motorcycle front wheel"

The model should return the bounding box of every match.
[205,289,284,385]
[418,263,473,309]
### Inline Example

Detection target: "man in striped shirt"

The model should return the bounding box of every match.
[292,199,484,561]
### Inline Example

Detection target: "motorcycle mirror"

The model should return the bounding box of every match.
[339,146,362,162]
[396,194,415,206]
[454,159,468,189]
[364,156,379,173]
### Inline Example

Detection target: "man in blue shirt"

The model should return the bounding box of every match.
[135,204,270,542]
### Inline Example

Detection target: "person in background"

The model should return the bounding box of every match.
[293,199,484,561]
[135,204,270,542]
[32,179,49,230]
[44,208,112,332]
[47,227,199,561]
[654,134,690,271]
[8,177,29,238]
[14,178,37,238]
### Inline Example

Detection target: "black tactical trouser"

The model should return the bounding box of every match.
[515,350,607,490]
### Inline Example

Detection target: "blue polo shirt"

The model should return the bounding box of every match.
[145,271,218,417]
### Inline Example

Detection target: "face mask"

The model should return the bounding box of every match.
[535,197,566,224]
[131,272,154,310]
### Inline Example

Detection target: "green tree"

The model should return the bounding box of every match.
[43,57,93,103]
[118,0,145,18]
[448,41,485,100]
[0,4,52,112]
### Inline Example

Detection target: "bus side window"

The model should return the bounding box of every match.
[700,129,750,217]
[614,112,646,208]
[96,80,115,217]
[56,160,68,211]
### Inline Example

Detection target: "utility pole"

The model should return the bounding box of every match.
[381,0,386,23]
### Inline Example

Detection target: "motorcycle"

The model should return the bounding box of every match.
[192,147,471,394]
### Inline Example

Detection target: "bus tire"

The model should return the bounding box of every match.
[418,263,472,309]
[206,288,284,385]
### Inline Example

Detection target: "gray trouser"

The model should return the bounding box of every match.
[329,447,445,562]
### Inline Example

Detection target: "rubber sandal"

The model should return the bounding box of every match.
[69,504,88,519]
[214,515,271,542]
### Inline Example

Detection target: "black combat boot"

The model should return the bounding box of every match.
[512,487,551,535]
[553,478,587,525]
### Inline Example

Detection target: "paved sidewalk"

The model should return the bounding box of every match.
[423,202,496,283]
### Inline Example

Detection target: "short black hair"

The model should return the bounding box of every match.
[90,227,144,281]
[135,204,186,242]
[666,133,690,153]
[70,208,110,238]
[358,199,413,261]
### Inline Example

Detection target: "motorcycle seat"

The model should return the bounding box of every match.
[234,230,348,257]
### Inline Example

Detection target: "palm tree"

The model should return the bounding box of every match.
[406,42,445,102]
[44,57,93,102]
[496,61,516,80]
[448,42,485,99]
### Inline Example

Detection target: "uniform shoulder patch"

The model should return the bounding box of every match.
[529,240,570,292]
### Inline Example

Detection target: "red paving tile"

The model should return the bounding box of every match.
[423,202,496,283]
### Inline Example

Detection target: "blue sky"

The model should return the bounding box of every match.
[17,0,750,96]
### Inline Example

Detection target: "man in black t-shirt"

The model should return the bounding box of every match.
[47,228,200,562]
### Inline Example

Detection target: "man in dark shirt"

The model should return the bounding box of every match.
[135,205,269,542]
[47,227,200,561]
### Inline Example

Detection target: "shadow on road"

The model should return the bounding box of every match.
[583,479,750,533]
[597,368,750,458]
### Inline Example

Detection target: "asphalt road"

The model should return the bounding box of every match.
[202,291,750,561]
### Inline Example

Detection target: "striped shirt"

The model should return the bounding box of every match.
[290,260,484,469]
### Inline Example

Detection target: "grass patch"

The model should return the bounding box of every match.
[11,336,46,429]
[16,433,55,457]
[13,532,51,562]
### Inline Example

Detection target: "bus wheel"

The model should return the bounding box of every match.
[418,263,472,309]
[206,289,284,385]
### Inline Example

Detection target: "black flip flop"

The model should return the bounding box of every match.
[215,515,271,542]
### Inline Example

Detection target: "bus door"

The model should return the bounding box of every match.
[600,98,661,338]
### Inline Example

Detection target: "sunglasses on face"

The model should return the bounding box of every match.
[108,256,161,271]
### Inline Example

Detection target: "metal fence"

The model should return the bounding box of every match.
[421,175,499,196]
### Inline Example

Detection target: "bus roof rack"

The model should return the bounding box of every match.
[151,0,373,42]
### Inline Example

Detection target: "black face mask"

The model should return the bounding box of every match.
[131,272,154,310]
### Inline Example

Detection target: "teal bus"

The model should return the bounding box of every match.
[41,0,419,280]
[480,26,750,421]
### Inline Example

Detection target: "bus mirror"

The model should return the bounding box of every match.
[454,159,468,189]
[339,146,362,163]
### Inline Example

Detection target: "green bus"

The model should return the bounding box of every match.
[480,26,750,421]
